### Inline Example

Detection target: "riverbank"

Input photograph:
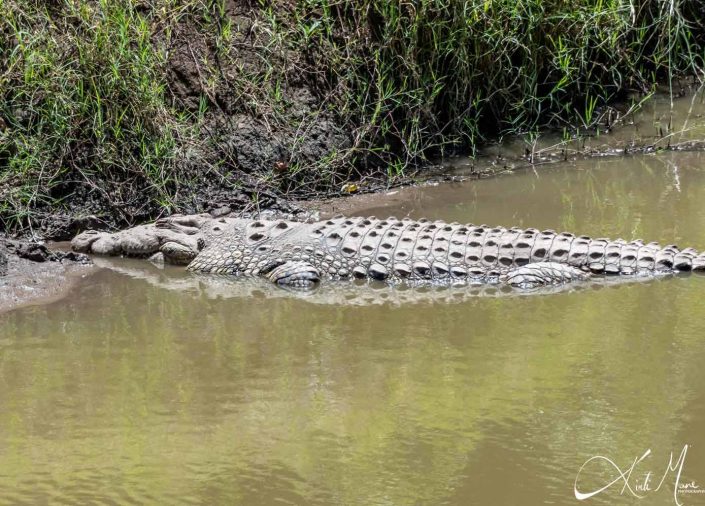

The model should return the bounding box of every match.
[2,84,705,313]
[2,1,704,239]
[0,238,92,314]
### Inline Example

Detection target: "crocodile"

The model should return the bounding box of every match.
[71,213,705,290]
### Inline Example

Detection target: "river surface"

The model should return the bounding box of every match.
[3,136,705,503]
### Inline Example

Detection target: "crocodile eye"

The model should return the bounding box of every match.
[197,238,205,251]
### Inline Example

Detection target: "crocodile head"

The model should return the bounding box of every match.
[71,214,219,265]
[186,217,303,274]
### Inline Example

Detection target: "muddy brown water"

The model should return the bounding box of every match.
[4,152,705,501]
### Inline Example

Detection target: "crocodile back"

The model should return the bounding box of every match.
[187,215,705,283]
[312,216,705,283]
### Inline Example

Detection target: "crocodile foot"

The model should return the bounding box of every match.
[503,262,590,289]
[262,260,320,289]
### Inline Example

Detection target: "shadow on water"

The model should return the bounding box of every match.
[2,153,705,504]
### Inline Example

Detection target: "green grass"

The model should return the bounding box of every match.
[0,0,192,229]
[296,0,704,158]
[1,0,704,233]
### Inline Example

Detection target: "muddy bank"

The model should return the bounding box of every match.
[0,239,92,314]
[21,79,705,243]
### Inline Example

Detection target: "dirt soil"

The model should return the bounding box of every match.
[0,238,93,314]
[161,1,352,204]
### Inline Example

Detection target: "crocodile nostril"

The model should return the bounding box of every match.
[197,238,205,251]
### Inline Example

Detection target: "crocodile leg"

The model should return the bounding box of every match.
[148,240,200,266]
[502,262,590,289]
[261,260,320,289]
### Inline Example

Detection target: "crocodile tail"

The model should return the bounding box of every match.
[564,237,705,275]
[693,252,705,271]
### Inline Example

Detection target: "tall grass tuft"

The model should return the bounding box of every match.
[0,0,187,229]
[292,0,704,168]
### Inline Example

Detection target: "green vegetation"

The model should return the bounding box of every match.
[0,1,194,230]
[1,0,704,234]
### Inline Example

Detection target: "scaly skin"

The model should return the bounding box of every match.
[72,213,705,290]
